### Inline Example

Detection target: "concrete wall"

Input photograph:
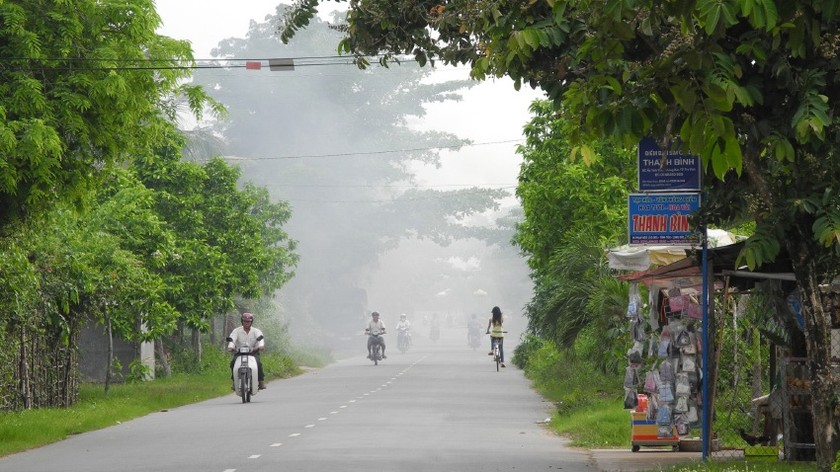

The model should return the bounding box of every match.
[78,318,155,382]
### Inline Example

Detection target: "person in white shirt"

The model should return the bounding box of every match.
[365,311,387,359]
[226,312,267,389]
[395,313,412,345]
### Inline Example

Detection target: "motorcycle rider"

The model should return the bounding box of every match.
[227,312,266,390]
[467,313,482,345]
[365,311,387,360]
[429,313,441,342]
[395,313,412,347]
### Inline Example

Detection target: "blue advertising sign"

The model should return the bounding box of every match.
[628,193,701,246]
[638,137,701,192]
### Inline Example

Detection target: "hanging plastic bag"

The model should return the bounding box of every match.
[624,366,639,389]
[647,393,660,421]
[630,317,646,343]
[681,336,697,354]
[675,372,691,395]
[658,382,674,402]
[657,330,671,358]
[681,353,696,373]
[626,283,642,318]
[674,414,690,436]
[686,402,699,423]
[659,359,674,385]
[674,395,689,413]
[643,370,659,393]
[627,342,643,367]
[623,387,638,409]
[675,328,691,347]
[656,403,672,426]
[687,302,703,319]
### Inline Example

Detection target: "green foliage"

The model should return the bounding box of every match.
[281,0,840,273]
[515,101,636,274]
[713,292,774,437]
[511,334,544,370]
[132,138,298,332]
[0,0,204,230]
[509,100,636,369]
[0,0,297,412]
[515,334,622,445]
[125,360,152,384]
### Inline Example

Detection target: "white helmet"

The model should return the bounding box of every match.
[400,313,407,319]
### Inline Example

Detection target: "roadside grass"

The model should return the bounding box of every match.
[0,339,826,472]
[514,337,820,472]
[665,463,816,472]
[0,348,321,458]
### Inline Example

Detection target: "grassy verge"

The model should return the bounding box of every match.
[513,336,819,472]
[0,348,322,458]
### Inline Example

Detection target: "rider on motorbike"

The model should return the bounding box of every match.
[396,313,412,346]
[467,313,482,344]
[365,311,387,360]
[227,312,266,389]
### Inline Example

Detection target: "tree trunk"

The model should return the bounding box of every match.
[104,313,113,394]
[751,327,763,435]
[156,338,171,377]
[788,233,839,471]
[19,323,31,409]
[191,328,202,365]
[209,316,217,346]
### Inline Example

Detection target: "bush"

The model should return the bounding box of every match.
[512,334,545,369]
[517,335,620,415]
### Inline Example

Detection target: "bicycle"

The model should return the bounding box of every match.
[490,331,508,371]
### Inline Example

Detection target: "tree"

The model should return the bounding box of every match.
[194,7,517,336]
[282,1,840,467]
[132,134,298,362]
[0,0,213,232]
[515,100,636,371]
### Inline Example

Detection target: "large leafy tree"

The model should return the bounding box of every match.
[133,134,298,358]
[515,100,636,371]
[194,7,514,335]
[0,0,213,231]
[282,1,840,467]
[0,0,215,408]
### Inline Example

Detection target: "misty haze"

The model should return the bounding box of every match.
[184,7,535,354]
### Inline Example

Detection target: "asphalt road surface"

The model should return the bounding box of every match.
[1,330,598,472]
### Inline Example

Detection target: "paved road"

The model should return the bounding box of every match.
[0,330,697,472]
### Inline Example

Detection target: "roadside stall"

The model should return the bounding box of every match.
[612,230,737,453]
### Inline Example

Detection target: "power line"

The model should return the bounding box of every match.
[0,54,418,72]
[219,139,524,161]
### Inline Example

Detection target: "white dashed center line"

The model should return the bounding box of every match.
[219,354,428,472]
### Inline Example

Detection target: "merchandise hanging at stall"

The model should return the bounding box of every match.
[613,230,740,452]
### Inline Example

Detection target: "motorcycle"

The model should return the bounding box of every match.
[227,341,258,403]
[368,332,385,365]
[467,328,482,350]
[397,328,411,353]
[429,324,440,343]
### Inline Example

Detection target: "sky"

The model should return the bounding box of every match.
[154,0,545,191]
